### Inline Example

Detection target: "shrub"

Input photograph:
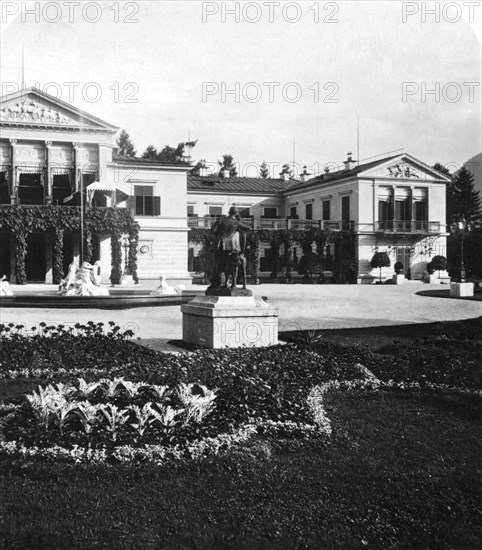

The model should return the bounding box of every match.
[341,259,358,283]
[298,251,321,282]
[394,261,404,275]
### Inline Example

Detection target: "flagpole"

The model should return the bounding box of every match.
[79,170,84,264]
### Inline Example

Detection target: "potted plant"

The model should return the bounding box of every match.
[394,261,404,275]
[431,255,447,279]
[392,261,405,284]
[370,251,391,284]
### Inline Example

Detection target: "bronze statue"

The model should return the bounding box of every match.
[208,206,251,291]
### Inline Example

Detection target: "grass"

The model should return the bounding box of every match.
[1,319,481,549]
[281,316,482,354]
[1,391,480,549]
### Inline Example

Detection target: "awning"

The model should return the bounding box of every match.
[85,182,129,205]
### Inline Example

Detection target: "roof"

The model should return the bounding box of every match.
[188,174,289,194]
[0,87,118,132]
[112,152,191,168]
[285,154,402,191]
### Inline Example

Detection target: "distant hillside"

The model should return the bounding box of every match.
[462,152,482,198]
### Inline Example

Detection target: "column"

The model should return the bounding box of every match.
[409,186,414,231]
[9,138,17,205]
[45,141,52,205]
[390,185,396,230]
[373,181,378,230]
[72,142,81,192]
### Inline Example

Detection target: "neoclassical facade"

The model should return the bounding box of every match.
[0,87,449,285]
[0,87,191,285]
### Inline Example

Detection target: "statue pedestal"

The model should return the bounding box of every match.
[120,275,135,286]
[450,282,474,297]
[181,295,279,349]
[392,274,405,285]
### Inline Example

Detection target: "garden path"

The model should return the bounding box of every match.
[2,283,480,352]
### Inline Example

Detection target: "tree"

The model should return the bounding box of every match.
[142,145,158,160]
[430,255,447,278]
[218,155,237,177]
[370,251,390,283]
[116,129,136,157]
[259,161,269,179]
[141,141,196,164]
[433,162,451,177]
[447,166,482,222]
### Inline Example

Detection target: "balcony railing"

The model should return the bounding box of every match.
[375,220,441,233]
[188,216,354,231]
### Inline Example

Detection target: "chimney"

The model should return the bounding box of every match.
[344,151,356,170]
[300,165,311,183]
[222,168,230,178]
[199,159,207,177]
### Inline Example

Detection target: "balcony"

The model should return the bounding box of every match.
[375,220,441,234]
[187,215,354,231]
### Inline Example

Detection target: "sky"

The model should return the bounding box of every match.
[1,0,481,177]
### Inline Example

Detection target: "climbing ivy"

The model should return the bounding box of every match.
[187,226,354,283]
[0,206,139,284]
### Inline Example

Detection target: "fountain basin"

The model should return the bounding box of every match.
[0,289,205,309]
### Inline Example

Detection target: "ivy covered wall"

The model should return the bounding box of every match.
[0,206,139,285]
[189,227,355,284]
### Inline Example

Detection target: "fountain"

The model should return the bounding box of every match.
[0,275,13,296]
[150,274,185,296]
[58,261,109,296]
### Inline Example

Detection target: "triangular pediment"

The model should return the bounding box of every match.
[360,154,451,182]
[0,87,118,132]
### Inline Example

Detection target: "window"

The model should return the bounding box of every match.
[305,202,313,220]
[414,201,427,221]
[263,207,278,218]
[18,173,44,205]
[342,196,350,221]
[0,172,9,204]
[322,200,330,220]
[238,207,251,218]
[395,200,410,220]
[208,206,223,217]
[378,201,390,221]
[414,201,427,229]
[187,205,195,216]
[289,206,297,218]
[52,174,72,205]
[134,185,160,216]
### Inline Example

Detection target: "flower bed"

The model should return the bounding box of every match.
[0,376,333,465]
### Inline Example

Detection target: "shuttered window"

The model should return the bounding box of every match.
[134,185,160,216]
[322,200,330,220]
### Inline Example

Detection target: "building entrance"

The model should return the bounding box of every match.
[0,232,11,280]
[396,247,412,279]
[26,233,46,282]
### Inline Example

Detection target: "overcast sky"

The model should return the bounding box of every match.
[1,1,480,176]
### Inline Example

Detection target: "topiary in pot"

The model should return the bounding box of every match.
[394,261,404,275]
[370,251,391,283]
[430,255,447,278]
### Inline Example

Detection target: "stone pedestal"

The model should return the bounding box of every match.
[120,275,134,285]
[450,282,474,298]
[181,295,279,349]
[392,274,405,285]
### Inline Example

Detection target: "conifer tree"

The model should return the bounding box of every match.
[116,129,136,157]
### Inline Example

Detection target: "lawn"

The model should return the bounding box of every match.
[0,320,481,549]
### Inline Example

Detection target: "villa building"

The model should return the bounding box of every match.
[0,87,450,285]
